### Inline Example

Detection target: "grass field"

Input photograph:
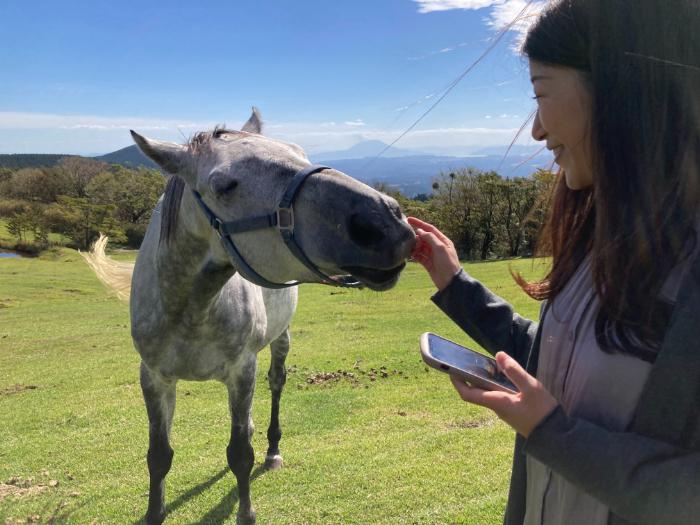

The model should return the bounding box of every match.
[0,247,547,524]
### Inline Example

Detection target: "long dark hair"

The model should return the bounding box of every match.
[518,0,700,361]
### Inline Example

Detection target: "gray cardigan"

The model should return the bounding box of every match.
[431,255,700,525]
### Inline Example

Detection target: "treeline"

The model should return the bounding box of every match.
[385,167,555,260]
[0,158,164,251]
[0,160,555,260]
[0,153,72,170]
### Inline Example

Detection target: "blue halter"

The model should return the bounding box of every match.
[191,164,363,289]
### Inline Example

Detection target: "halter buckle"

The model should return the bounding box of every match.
[211,217,224,234]
[276,207,294,232]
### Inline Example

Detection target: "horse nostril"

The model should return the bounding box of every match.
[348,213,386,248]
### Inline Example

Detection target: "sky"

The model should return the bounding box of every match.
[0,0,547,156]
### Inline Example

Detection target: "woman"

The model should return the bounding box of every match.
[409,1,700,524]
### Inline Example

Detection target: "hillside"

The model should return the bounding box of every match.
[0,153,74,169]
[94,145,158,169]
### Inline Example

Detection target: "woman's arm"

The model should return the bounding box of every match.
[450,351,698,525]
[525,406,700,525]
[432,269,540,365]
[408,217,539,365]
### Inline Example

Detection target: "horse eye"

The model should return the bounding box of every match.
[210,172,239,196]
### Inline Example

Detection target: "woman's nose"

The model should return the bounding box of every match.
[531,110,546,141]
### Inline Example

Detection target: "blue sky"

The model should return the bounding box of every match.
[0,0,546,156]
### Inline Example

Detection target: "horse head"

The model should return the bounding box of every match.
[131,108,416,291]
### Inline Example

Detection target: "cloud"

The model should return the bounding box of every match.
[414,0,547,51]
[268,122,530,155]
[487,0,548,49]
[408,40,473,60]
[0,111,533,156]
[344,119,366,127]
[414,0,500,13]
[0,111,213,132]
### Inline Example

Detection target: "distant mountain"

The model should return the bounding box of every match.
[0,154,74,169]
[1,140,552,198]
[94,145,158,169]
[312,140,429,161]
[472,145,545,156]
[310,152,553,196]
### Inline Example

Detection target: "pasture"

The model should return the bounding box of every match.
[0,248,545,524]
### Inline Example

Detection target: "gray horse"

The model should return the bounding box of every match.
[84,108,415,525]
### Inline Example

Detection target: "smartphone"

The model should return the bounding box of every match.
[420,332,518,394]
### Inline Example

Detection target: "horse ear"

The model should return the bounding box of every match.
[241,107,263,134]
[130,130,190,175]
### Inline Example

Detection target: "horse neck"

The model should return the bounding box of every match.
[155,190,237,318]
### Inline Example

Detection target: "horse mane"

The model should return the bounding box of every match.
[160,126,241,244]
[160,175,186,245]
[188,126,241,153]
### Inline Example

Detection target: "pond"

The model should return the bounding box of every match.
[0,250,23,258]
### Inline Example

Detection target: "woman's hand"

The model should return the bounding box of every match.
[450,352,558,438]
[407,217,462,291]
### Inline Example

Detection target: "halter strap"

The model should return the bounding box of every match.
[192,164,363,289]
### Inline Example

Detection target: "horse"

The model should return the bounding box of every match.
[82,108,416,525]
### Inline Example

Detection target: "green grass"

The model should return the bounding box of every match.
[0,249,548,524]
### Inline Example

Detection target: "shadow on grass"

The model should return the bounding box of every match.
[131,464,268,525]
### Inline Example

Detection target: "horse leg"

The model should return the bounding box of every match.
[265,328,290,470]
[140,362,177,525]
[226,355,257,525]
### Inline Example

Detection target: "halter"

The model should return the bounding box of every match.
[191,164,363,289]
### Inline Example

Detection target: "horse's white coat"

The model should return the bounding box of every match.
[89,109,415,525]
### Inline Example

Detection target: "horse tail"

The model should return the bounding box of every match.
[80,234,133,302]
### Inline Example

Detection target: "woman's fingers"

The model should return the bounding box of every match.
[450,374,510,408]
[407,216,429,228]
[451,356,559,438]
[495,352,539,393]
[415,230,441,249]
[407,217,451,245]
[408,219,461,290]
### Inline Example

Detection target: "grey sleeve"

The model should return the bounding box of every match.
[430,269,539,365]
[525,406,700,525]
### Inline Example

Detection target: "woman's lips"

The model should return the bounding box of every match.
[552,146,564,162]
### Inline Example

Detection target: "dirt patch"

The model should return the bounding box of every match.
[296,362,406,389]
[0,384,38,396]
[304,370,360,386]
[446,417,496,430]
[0,476,55,502]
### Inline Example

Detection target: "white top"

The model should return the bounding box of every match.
[524,246,695,525]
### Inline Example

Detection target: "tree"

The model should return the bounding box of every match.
[426,167,554,260]
[56,157,109,198]
[473,172,502,260]
[521,169,556,255]
[0,199,50,245]
[45,196,125,250]
[430,169,483,258]
[87,166,164,247]
[497,177,539,257]
[2,167,72,203]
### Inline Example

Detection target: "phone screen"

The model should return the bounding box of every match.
[427,334,516,391]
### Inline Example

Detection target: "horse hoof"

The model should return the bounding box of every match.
[264,454,284,470]
[145,509,166,525]
[236,508,256,525]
